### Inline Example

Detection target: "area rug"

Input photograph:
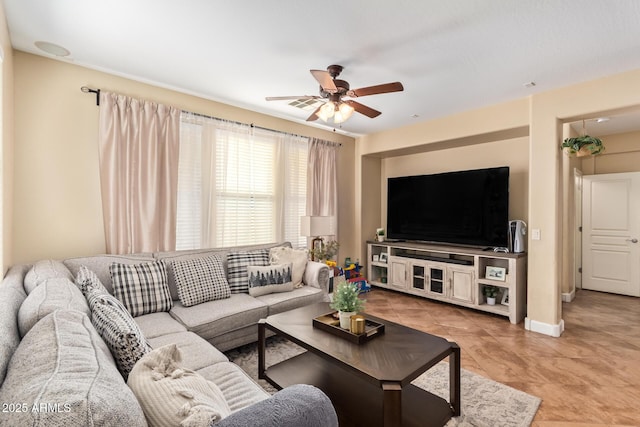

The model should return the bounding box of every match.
[225,336,541,427]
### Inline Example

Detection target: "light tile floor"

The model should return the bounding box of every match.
[363,288,640,426]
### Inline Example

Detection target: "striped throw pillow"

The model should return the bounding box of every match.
[227,249,270,293]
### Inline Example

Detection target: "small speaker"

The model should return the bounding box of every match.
[508,220,527,253]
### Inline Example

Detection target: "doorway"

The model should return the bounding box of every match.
[581,172,640,297]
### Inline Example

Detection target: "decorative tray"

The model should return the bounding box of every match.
[312,312,385,344]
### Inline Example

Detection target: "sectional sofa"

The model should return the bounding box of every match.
[0,241,339,426]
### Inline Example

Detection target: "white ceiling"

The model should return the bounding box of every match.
[5,0,640,137]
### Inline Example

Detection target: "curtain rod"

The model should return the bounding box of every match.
[80,86,100,106]
[185,112,341,147]
[80,86,341,146]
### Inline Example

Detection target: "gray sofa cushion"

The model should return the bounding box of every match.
[0,310,146,426]
[256,285,324,316]
[172,255,231,306]
[64,253,155,294]
[169,293,268,342]
[197,361,270,412]
[216,384,338,427]
[147,331,228,371]
[18,277,90,337]
[134,311,187,339]
[0,265,28,385]
[23,259,73,294]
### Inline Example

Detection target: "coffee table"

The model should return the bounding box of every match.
[258,303,460,427]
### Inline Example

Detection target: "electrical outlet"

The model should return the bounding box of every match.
[532,229,541,240]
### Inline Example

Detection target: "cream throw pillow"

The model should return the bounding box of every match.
[127,344,231,427]
[269,246,308,288]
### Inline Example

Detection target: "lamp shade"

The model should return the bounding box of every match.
[317,102,336,122]
[300,216,335,237]
[334,102,355,123]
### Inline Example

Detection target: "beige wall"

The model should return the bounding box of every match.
[580,129,640,175]
[0,4,14,273]
[11,51,355,265]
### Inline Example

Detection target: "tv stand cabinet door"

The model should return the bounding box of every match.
[389,256,408,290]
[448,266,475,304]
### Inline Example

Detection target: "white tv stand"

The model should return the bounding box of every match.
[367,241,527,324]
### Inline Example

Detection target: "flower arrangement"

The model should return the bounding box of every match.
[330,281,365,313]
[309,240,339,262]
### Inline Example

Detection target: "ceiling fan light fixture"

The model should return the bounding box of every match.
[317,102,336,122]
[334,102,354,123]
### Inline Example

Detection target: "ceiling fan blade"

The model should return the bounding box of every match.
[265,95,320,101]
[350,82,404,98]
[310,70,338,93]
[345,100,381,118]
[306,105,323,122]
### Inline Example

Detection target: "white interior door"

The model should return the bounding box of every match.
[582,172,640,296]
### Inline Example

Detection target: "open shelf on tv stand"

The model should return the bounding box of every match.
[367,240,527,324]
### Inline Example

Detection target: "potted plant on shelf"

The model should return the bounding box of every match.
[330,281,366,329]
[483,285,499,305]
[375,228,385,242]
[561,135,605,157]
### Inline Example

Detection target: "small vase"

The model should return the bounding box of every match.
[376,235,385,242]
[338,311,356,329]
[487,297,496,306]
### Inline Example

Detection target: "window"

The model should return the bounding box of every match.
[176,113,308,250]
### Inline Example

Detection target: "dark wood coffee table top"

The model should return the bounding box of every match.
[259,302,461,427]
[263,302,454,386]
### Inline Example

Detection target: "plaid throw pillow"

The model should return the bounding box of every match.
[89,292,152,379]
[110,260,172,317]
[227,249,270,294]
[171,255,231,307]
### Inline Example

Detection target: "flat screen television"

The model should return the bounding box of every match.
[386,166,509,248]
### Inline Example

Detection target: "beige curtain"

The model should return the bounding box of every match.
[307,137,339,226]
[98,91,181,254]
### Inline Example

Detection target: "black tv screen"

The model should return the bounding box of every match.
[386,166,509,248]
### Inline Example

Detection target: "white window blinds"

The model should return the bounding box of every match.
[176,113,308,250]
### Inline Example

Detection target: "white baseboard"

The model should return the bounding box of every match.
[562,289,576,302]
[525,317,565,337]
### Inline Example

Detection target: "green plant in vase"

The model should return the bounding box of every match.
[330,281,365,329]
[483,285,499,305]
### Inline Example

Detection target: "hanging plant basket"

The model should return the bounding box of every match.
[561,135,605,157]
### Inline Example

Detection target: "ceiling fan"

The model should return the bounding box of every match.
[266,64,404,124]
